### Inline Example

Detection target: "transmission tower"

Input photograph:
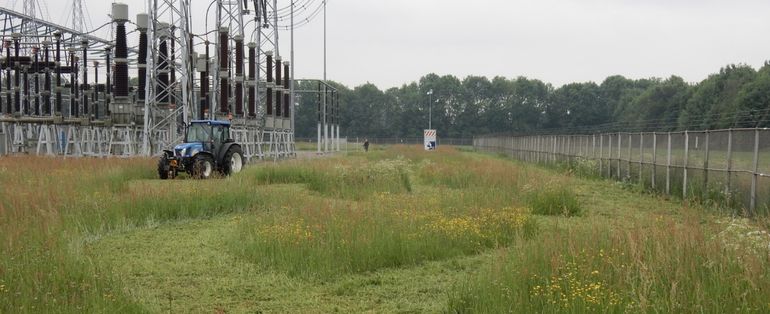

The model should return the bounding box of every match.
[142,0,194,155]
[71,0,85,33]
[21,0,40,49]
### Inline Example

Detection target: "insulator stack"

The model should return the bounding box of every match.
[136,13,148,102]
[81,40,89,116]
[43,41,51,116]
[275,86,282,117]
[275,55,282,117]
[218,27,229,114]
[199,41,210,119]
[32,47,39,115]
[113,20,129,98]
[104,47,111,97]
[157,40,169,104]
[275,56,282,88]
[69,49,77,117]
[234,35,244,116]
[157,23,170,105]
[266,51,273,83]
[93,61,99,119]
[266,51,273,116]
[54,33,61,114]
[247,42,256,117]
[0,46,3,115]
[13,34,20,114]
[0,46,3,114]
[3,40,9,115]
[283,61,290,118]
[22,61,28,115]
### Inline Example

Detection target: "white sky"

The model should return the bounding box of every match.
[6,0,770,88]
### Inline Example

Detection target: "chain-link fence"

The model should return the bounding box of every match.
[296,137,473,146]
[474,128,770,216]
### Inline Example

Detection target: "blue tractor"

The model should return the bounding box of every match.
[158,120,244,179]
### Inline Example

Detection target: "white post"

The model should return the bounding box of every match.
[652,133,657,189]
[750,129,760,215]
[317,122,321,154]
[683,131,689,199]
[666,132,672,195]
[325,122,329,152]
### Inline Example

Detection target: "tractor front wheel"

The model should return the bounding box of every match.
[192,154,215,179]
[158,157,171,179]
[222,146,244,176]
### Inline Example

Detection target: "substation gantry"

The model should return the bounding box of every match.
[0,0,329,159]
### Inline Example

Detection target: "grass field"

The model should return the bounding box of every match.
[2,146,770,313]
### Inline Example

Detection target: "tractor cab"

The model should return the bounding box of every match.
[158,120,243,179]
[176,120,231,156]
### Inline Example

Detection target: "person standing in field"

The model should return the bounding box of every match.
[363,139,370,152]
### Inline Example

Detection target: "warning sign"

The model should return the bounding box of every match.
[424,129,437,151]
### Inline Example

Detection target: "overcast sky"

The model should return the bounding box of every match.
[7,0,770,89]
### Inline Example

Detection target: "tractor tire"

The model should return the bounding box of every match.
[192,154,215,179]
[158,157,170,180]
[221,146,244,176]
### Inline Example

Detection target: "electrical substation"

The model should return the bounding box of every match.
[0,0,340,158]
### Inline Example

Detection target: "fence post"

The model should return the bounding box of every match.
[639,132,644,182]
[683,130,689,199]
[652,133,657,189]
[666,132,672,195]
[599,134,604,176]
[726,129,733,212]
[703,131,710,202]
[627,133,632,180]
[552,135,557,164]
[608,134,613,178]
[750,128,759,216]
[617,133,622,180]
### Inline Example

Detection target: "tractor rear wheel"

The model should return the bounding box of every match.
[192,154,215,179]
[158,157,170,179]
[221,146,244,176]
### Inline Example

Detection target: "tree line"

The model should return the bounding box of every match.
[294,62,770,138]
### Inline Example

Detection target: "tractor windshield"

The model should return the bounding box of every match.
[186,123,211,143]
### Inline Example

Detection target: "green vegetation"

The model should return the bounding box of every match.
[294,63,770,138]
[2,146,770,312]
[525,185,582,216]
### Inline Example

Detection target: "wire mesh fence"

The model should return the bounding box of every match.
[474,128,770,216]
[296,137,473,146]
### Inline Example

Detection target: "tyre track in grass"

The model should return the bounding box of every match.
[85,212,495,313]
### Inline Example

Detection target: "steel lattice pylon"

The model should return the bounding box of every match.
[211,0,245,120]
[0,1,319,158]
[142,0,193,156]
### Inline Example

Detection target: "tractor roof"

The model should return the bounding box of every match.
[190,120,231,126]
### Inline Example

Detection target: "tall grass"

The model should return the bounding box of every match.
[6,145,757,312]
[246,157,413,199]
[525,184,582,216]
[0,157,282,312]
[226,146,553,280]
[448,211,770,313]
[0,157,154,313]
[229,195,537,280]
